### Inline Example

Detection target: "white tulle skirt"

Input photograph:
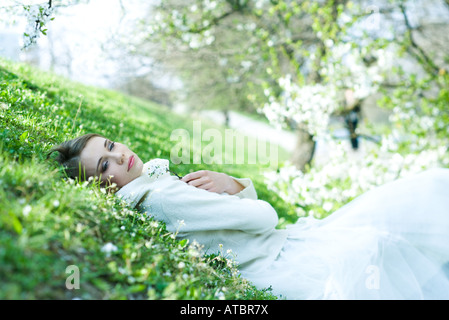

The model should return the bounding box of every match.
[242,168,449,300]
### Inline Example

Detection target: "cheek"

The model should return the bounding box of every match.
[103,168,124,186]
[106,168,134,188]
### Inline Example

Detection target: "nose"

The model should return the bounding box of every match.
[112,152,125,165]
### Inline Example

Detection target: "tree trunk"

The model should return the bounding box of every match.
[223,109,230,127]
[290,128,316,172]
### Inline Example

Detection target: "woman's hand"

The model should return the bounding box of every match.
[181,170,244,195]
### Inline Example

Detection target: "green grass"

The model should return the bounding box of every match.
[0,58,295,300]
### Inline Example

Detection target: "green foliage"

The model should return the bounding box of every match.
[0,58,283,300]
[134,0,361,116]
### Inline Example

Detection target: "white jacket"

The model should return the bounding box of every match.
[116,160,288,273]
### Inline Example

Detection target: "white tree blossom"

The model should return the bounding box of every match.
[262,76,339,136]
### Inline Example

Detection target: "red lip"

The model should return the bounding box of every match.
[128,155,135,171]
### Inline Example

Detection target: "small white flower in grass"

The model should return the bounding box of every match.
[101,242,118,257]
[215,291,225,300]
[118,267,127,275]
[22,205,32,217]
[53,200,60,208]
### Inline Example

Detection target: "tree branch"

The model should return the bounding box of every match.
[188,9,237,33]
[399,2,440,76]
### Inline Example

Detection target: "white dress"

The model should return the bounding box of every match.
[240,168,449,300]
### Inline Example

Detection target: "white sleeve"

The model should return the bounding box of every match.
[151,179,278,235]
[229,177,258,200]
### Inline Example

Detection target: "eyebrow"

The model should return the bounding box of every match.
[96,139,108,174]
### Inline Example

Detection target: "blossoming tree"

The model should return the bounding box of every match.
[130,0,449,223]
[0,0,87,49]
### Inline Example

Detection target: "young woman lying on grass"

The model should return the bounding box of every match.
[49,133,449,300]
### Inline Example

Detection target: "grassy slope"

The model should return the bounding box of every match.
[0,59,296,299]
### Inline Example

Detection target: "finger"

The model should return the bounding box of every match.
[196,182,215,192]
[187,176,209,188]
[181,170,206,183]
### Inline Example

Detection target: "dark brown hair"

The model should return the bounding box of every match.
[48,133,103,181]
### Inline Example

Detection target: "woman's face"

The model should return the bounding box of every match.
[79,136,144,188]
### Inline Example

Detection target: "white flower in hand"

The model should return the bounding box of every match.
[147,158,170,180]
